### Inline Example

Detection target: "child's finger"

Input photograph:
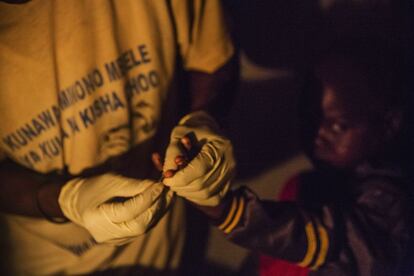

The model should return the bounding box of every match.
[175,155,188,167]
[151,152,163,172]
[163,169,175,178]
[181,136,192,151]
[164,154,189,178]
[162,137,193,178]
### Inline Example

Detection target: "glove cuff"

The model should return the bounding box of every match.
[58,177,85,225]
[179,111,220,130]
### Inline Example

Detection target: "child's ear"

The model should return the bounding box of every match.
[384,110,403,140]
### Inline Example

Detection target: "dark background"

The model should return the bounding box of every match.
[223,0,413,180]
[183,1,414,275]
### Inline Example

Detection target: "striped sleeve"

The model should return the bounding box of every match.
[216,193,246,234]
[216,187,331,271]
[214,174,410,275]
[297,218,329,270]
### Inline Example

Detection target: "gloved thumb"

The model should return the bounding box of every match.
[98,183,165,223]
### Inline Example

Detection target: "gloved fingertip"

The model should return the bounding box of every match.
[151,184,164,196]
[163,170,175,178]
[181,136,192,151]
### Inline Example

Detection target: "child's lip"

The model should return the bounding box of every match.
[314,139,333,160]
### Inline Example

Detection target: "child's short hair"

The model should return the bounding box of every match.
[315,36,406,114]
[299,36,408,165]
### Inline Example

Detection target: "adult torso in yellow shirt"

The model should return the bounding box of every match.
[0,0,233,274]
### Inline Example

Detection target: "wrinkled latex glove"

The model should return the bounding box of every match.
[58,173,173,244]
[163,111,236,206]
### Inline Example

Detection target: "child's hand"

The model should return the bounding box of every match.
[162,111,235,207]
[152,137,229,220]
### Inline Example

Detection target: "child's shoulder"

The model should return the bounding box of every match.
[355,163,408,194]
[294,165,409,209]
[344,164,411,227]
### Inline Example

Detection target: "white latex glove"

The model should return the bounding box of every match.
[58,173,173,244]
[163,111,236,206]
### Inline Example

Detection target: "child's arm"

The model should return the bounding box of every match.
[160,129,410,274]
[212,186,316,268]
[213,178,410,275]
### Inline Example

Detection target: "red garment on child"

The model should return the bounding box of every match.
[259,175,310,276]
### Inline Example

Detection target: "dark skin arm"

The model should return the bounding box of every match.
[0,160,64,217]
[0,55,238,219]
[188,54,238,125]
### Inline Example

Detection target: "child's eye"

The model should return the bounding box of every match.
[331,122,348,134]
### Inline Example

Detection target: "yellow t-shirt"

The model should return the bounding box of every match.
[0,0,233,274]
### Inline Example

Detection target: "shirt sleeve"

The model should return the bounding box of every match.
[170,0,234,73]
[216,177,410,275]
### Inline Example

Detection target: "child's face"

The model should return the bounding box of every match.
[313,84,382,169]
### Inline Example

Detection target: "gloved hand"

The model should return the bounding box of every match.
[163,111,235,206]
[58,173,173,244]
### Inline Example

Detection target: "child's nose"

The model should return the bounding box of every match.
[315,126,332,147]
